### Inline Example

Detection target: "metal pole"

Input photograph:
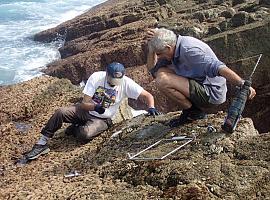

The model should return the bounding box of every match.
[128,139,162,159]
[249,54,262,79]
[110,130,123,138]
[160,139,193,159]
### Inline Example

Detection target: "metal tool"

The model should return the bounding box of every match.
[128,134,196,160]
[207,124,216,133]
[110,129,123,138]
[222,54,262,133]
[64,170,81,178]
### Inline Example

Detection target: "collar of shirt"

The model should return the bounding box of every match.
[172,35,182,65]
[173,35,182,58]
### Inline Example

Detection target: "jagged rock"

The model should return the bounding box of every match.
[156,0,169,5]
[238,1,259,13]
[232,0,248,6]
[198,0,210,3]
[248,13,257,23]
[220,8,236,18]
[259,0,270,5]
[219,20,229,31]
[186,26,205,38]
[208,26,222,35]
[193,11,206,22]
[255,7,270,19]
[122,13,143,25]
[105,17,121,28]
[231,11,250,27]
[204,8,221,20]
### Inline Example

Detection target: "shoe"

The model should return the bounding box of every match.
[65,124,78,136]
[168,106,207,128]
[24,144,50,160]
[168,109,191,127]
[187,108,207,121]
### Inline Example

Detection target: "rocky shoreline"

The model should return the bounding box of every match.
[0,0,270,199]
[34,0,270,132]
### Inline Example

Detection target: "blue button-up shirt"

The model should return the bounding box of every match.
[171,35,227,104]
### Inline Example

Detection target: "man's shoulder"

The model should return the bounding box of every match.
[88,71,106,80]
[123,75,136,84]
[123,75,143,90]
[181,36,206,48]
[85,71,106,86]
[91,71,106,77]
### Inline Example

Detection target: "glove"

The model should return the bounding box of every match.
[147,107,160,116]
[94,104,105,114]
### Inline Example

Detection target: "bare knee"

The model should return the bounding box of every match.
[156,72,171,91]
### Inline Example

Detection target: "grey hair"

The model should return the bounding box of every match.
[148,28,177,52]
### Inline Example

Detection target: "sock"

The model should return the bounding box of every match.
[36,134,49,145]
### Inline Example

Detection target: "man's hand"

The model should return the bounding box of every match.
[94,104,105,114]
[146,29,158,71]
[249,87,256,99]
[147,107,161,116]
[145,29,156,41]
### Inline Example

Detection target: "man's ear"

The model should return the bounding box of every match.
[166,44,176,56]
[165,44,172,51]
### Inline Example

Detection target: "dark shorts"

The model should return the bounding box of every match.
[189,79,211,108]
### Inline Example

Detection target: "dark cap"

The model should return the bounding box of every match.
[106,62,125,86]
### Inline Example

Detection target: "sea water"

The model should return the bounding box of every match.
[0,0,106,86]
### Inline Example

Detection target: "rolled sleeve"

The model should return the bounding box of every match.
[204,55,226,77]
[124,77,144,100]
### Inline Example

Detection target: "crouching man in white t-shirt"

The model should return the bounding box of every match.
[24,62,160,160]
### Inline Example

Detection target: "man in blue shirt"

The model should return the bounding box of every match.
[146,28,256,127]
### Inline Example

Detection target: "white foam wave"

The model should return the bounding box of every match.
[0,0,107,86]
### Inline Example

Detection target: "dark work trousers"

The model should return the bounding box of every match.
[41,105,111,141]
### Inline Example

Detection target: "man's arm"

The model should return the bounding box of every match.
[145,29,158,71]
[139,89,160,116]
[219,66,256,99]
[138,89,155,108]
[80,94,105,114]
[80,94,95,111]
[218,66,243,86]
[146,46,158,71]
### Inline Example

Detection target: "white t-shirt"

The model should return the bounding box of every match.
[83,71,143,119]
